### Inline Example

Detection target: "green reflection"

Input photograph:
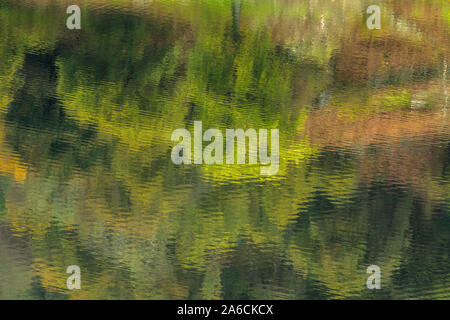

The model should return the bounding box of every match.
[0,0,449,300]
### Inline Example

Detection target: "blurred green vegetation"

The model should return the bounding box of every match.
[0,0,449,299]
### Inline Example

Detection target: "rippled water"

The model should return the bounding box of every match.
[0,0,449,299]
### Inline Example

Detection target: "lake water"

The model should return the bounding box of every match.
[0,0,449,299]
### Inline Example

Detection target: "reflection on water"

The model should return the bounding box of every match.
[0,0,449,299]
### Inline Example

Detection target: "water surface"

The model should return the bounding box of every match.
[0,0,449,299]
